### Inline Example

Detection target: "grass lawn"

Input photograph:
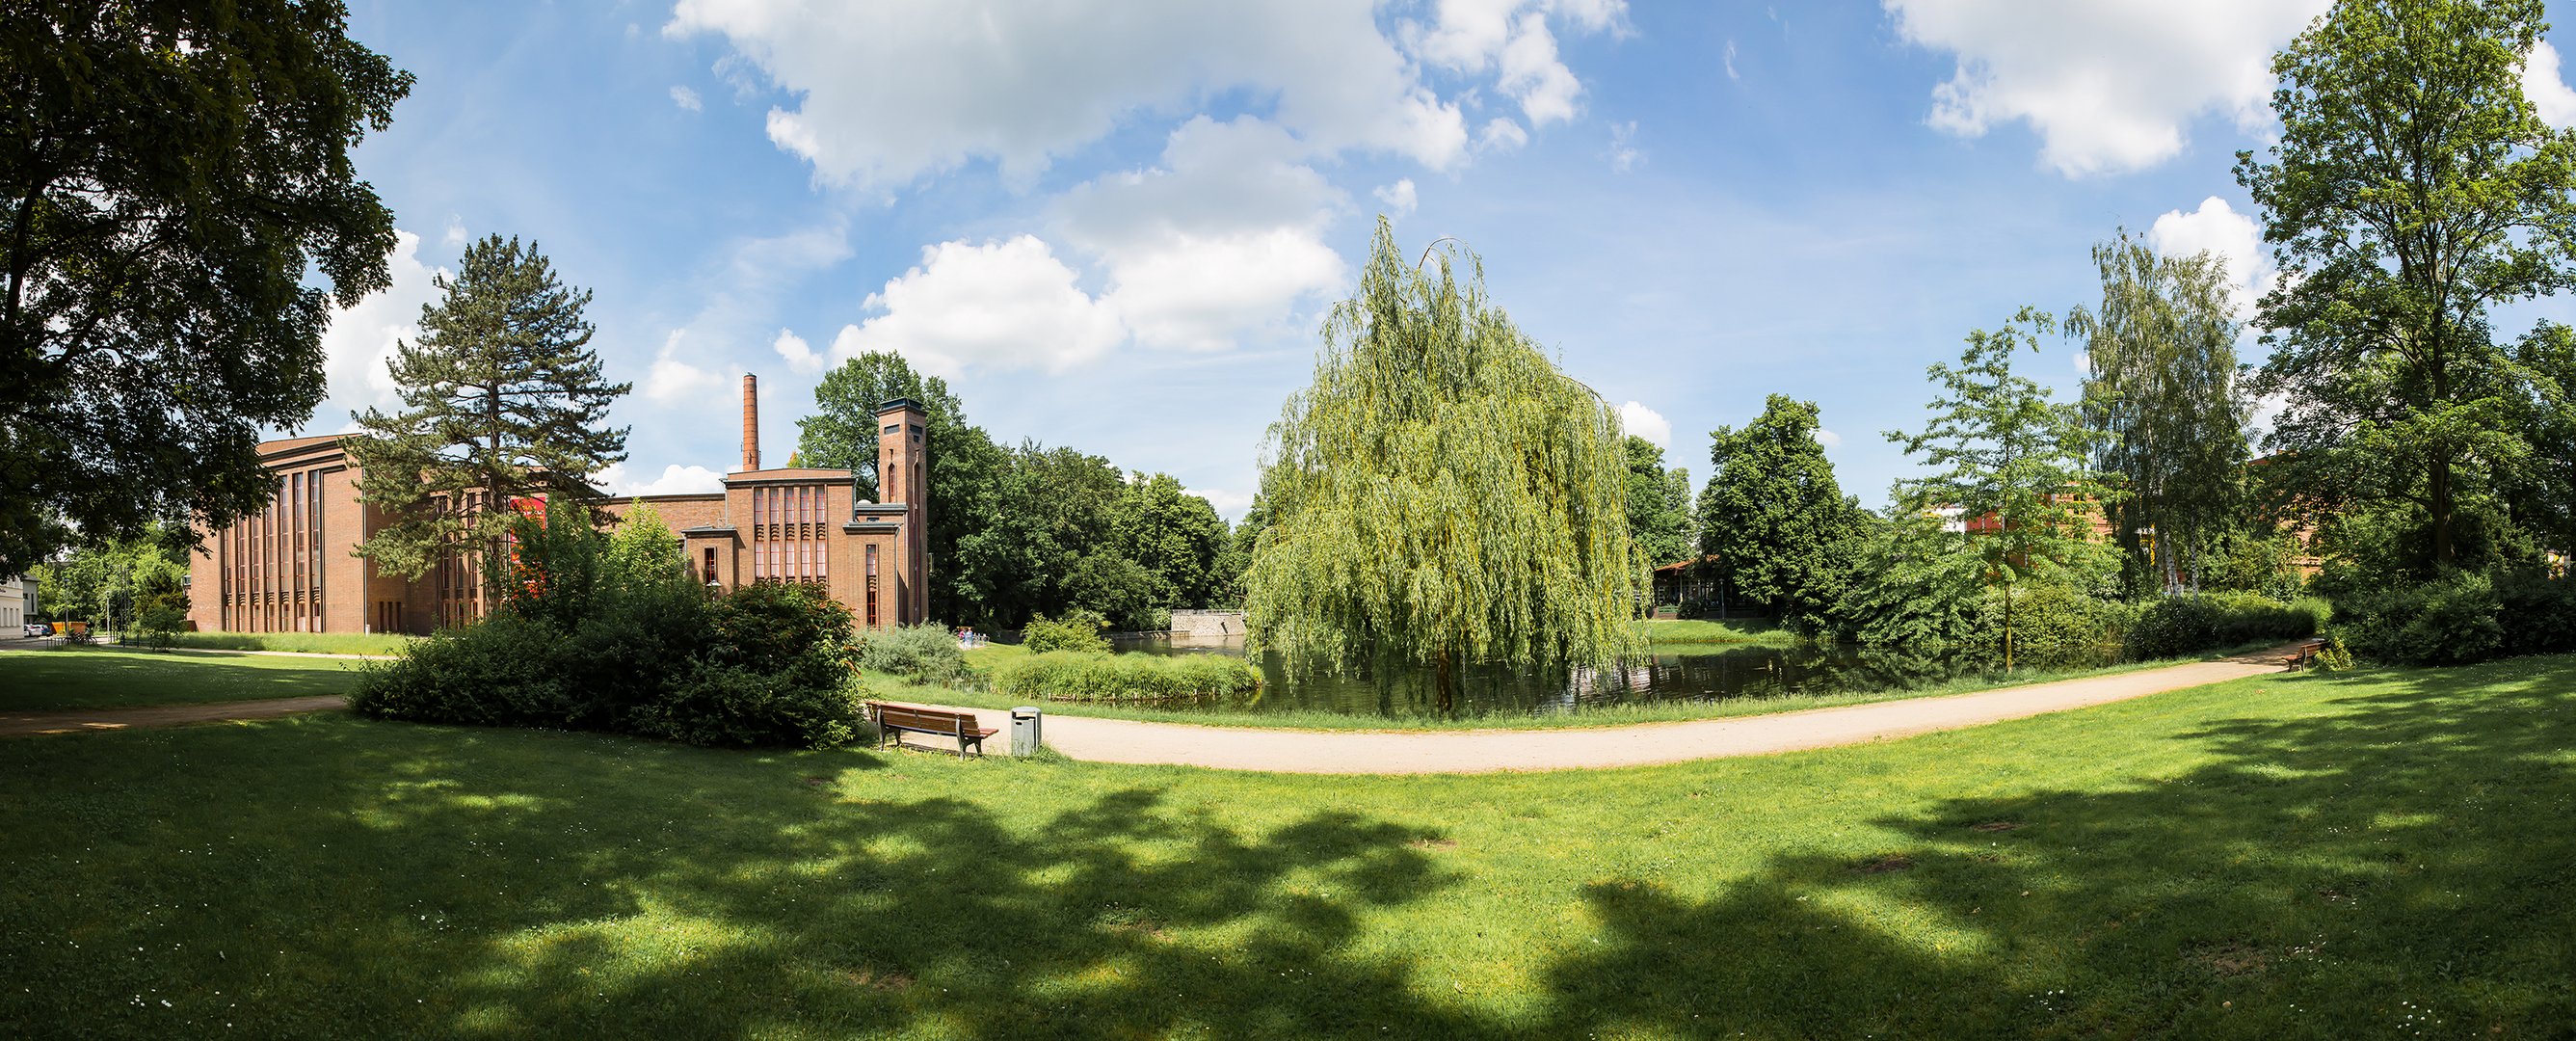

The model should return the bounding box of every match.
[2,655,2569,1036]
[0,646,363,711]
[163,630,415,656]
[1641,616,1791,644]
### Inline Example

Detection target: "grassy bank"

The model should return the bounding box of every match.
[1641,616,1791,644]
[164,630,415,656]
[2,656,2567,1035]
[890,654,2192,732]
[0,646,363,711]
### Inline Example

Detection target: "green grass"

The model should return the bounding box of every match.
[4,654,2567,1036]
[1641,616,1793,644]
[0,646,363,711]
[163,630,416,656]
[891,654,2190,732]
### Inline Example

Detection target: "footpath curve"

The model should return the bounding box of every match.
[904,657,2282,775]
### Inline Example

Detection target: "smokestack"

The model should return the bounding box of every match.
[741,373,761,471]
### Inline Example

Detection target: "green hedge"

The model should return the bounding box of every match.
[856,622,969,684]
[2122,592,2326,660]
[993,652,1261,704]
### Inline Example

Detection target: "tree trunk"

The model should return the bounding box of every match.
[1435,648,1455,714]
[2431,455,2455,568]
[2003,585,2015,673]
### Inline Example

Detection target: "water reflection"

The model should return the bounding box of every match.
[1104,634,2119,720]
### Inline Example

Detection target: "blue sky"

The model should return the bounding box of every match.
[308,0,2576,520]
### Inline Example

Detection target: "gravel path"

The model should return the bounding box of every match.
[889,657,2285,775]
[0,696,349,737]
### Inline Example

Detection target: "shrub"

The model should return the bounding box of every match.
[1967,584,2126,667]
[2493,570,2576,657]
[856,622,969,684]
[352,613,579,727]
[704,581,859,690]
[2122,592,2323,660]
[993,652,1261,704]
[1022,610,1111,654]
[625,663,866,750]
[2337,571,2504,666]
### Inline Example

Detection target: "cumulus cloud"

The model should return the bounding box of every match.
[1055,117,1348,352]
[302,229,443,435]
[594,462,728,496]
[1617,400,1671,449]
[440,215,466,249]
[643,330,729,405]
[1607,120,1642,173]
[1816,428,1842,447]
[772,329,824,374]
[2526,40,2576,126]
[1887,0,2327,176]
[1412,0,1625,124]
[1373,177,1420,217]
[666,0,1493,186]
[2149,196,2271,316]
[831,236,1124,377]
[670,85,704,112]
[1197,487,1256,520]
[1477,117,1530,153]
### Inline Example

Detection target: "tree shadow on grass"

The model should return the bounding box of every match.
[0,722,1495,1038]
[1531,664,2576,1037]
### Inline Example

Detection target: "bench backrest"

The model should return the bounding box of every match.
[874,704,972,735]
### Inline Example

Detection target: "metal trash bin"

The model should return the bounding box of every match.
[1010,707,1043,756]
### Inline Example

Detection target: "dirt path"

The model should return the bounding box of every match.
[0,696,349,737]
[893,657,2287,775]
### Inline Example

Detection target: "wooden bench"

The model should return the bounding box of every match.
[2286,637,2328,669]
[866,702,997,759]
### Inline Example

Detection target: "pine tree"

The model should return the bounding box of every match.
[347,236,630,581]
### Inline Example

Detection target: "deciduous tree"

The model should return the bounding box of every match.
[2238,0,2576,569]
[1887,308,2116,669]
[1623,437,1693,569]
[0,1,412,573]
[1698,395,1867,628]
[2066,232,2253,594]
[1245,220,1643,711]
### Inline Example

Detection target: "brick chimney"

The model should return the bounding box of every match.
[741,373,761,471]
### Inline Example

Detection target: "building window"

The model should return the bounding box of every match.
[703,547,718,586]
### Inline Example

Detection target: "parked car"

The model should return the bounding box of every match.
[22,623,50,637]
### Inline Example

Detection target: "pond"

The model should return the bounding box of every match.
[1102,634,2122,720]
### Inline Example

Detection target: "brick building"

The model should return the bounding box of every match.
[184,375,928,635]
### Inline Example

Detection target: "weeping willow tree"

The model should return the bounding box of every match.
[1243,219,1645,712]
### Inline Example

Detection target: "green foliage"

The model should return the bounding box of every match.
[1022,611,1111,654]
[605,504,689,591]
[351,504,863,748]
[1112,472,1231,611]
[346,235,630,580]
[30,526,190,629]
[130,569,190,650]
[0,1,412,575]
[2122,593,2324,660]
[1245,220,1645,709]
[2239,0,2576,569]
[1697,395,1868,627]
[1965,585,2133,666]
[992,652,1261,704]
[1886,307,2119,669]
[1835,510,1984,648]
[1623,437,1693,569]
[2067,231,2253,594]
[2337,571,2507,666]
[855,623,969,685]
[794,351,959,499]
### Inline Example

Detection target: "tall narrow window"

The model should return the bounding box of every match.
[865,544,879,627]
[704,547,718,585]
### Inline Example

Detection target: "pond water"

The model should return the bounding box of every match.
[1102,635,2121,720]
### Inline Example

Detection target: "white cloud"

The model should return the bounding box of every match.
[1617,400,1670,449]
[670,85,704,112]
[832,236,1125,377]
[2149,196,2270,315]
[1477,117,1530,152]
[2526,40,2576,126]
[1197,487,1256,520]
[303,229,443,434]
[1608,120,1641,173]
[1412,1,1624,124]
[1056,117,1348,352]
[1887,0,2327,176]
[1723,39,1739,81]
[595,462,728,496]
[1816,428,1842,447]
[666,0,1490,186]
[1373,178,1420,217]
[440,215,466,249]
[643,330,729,405]
[771,329,824,374]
